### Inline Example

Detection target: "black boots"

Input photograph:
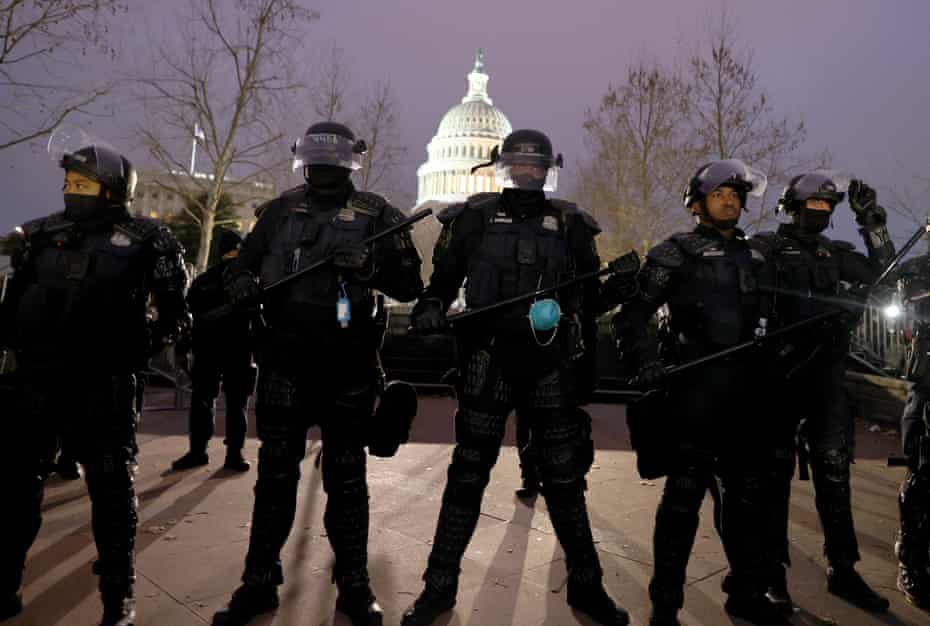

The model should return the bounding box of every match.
[335,587,384,626]
[724,594,792,625]
[515,476,540,500]
[648,609,681,626]
[567,581,630,626]
[897,564,930,610]
[0,592,22,621]
[826,565,889,612]
[172,450,209,470]
[100,596,136,626]
[765,573,796,615]
[223,450,251,472]
[401,586,456,626]
[212,584,279,626]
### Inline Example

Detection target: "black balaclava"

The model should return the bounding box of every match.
[502,188,546,219]
[306,164,352,197]
[796,207,832,234]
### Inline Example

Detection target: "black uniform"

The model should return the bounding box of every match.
[751,222,893,603]
[0,210,189,621]
[614,224,775,621]
[894,255,930,609]
[222,183,422,611]
[404,189,628,626]
[182,257,256,462]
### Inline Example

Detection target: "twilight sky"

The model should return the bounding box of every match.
[2,0,929,248]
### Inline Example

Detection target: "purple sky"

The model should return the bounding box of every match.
[2,0,929,248]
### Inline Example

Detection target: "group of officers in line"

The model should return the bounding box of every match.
[0,118,928,626]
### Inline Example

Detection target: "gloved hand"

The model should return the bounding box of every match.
[333,242,372,272]
[608,249,641,276]
[634,360,666,389]
[224,270,261,307]
[410,297,447,334]
[848,180,886,226]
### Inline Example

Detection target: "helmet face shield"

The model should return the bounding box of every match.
[49,124,135,201]
[293,133,363,171]
[494,150,560,192]
[787,171,847,207]
[696,159,767,199]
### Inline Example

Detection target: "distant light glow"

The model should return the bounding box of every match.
[883,304,902,319]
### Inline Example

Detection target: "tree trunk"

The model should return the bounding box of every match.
[196,208,216,274]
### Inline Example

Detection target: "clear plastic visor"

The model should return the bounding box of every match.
[790,170,849,203]
[49,125,126,190]
[494,152,559,192]
[293,133,363,171]
[698,158,767,198]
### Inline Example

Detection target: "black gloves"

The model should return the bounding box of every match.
[333,242,372,272]
[411,297,447,334]
[848,180,886,227]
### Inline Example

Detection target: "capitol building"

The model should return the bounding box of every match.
[415,50,512,205]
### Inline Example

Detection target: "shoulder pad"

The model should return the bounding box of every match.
[349,190,387,217]
[466,192,499,208]
[436,202,467,225]
[115,217,161,243]
[549,199,601,234]
[829,239,856,252]
[646,239,686,268]
[380,202,408,225]
[670,231,719,256]
[21,212,71,239]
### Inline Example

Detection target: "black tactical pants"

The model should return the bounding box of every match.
[187,348,256,454]
[649,361,770,612]
[0,372,139,601]
[898,384,930,571]
[423,339,602,594]
[765,347,860,580]
[241,338,377,595]
[515,410,539,486]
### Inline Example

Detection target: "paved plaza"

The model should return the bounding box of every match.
[5,389,926,626]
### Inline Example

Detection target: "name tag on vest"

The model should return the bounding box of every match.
[702,249,725,257]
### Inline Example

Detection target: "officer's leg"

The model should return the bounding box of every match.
[321,375,382,625]
[214,367,306,625]
[173,357,221,470]
[531,368,628,625]
[0,378,56,620]
[221,357,256,472]
[896,386,930,609]
[80,375,140,626]
[809,359,888,612]
[515,409,540,498]
[402,348,510,626]
[763,422,798,611]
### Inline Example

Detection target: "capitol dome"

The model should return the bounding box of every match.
[416,50,512,204]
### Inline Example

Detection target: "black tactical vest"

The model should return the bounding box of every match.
[463,194,575,312]
[664,230,763,350]
[260,189,381,325]
[12,213,155,368]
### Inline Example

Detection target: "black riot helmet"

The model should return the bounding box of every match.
[60,144,138,209]
[292,121,367,172]
[214,228,243,258]
[777,171,846,214]
[683,159,767,212]
[491,129,564,192]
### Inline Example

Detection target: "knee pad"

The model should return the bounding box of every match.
[814,447,851,484]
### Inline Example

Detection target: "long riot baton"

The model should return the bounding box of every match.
[204,207,434,321]
[443,250,641,327]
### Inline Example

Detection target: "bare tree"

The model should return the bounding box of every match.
[686,7,825,231]
[576,59,695,259]
[357,80,407,195]
[0,0,126,151]
[136,0,318,272]
[311,42,350,122]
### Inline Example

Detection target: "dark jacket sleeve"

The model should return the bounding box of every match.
[422,205,484,308]
[148,225,191,337]
[363,204,424,302]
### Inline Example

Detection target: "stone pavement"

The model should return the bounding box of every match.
[6,389,926,626]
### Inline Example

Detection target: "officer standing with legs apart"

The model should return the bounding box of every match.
[751,173,892,614]
[615,160,787,626]
[895,254,930,610]
[403,129,631,626]
[212,122,423,626]
[0,127,190,626]
[173,228,256,473]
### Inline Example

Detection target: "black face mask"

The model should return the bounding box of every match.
[502,188,545,218]
[64,194,102,221]
[798,208,831,234]
[306,165,351,194]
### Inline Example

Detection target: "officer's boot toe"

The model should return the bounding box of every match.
[567,582,630,626]
[897,565,930,610]
[765,575,796,615]
[648,610,681,626]
[57,460,81,481]
[212,585,279,626]
[100,596,136,626]
[515,477,539,500]
[0,592,22,621]
[335,588,383,626]
[827,565,889,612]
[223,450,251,472]
[172,450,209,470]
[725,594,791,625]
[400,587,456,626]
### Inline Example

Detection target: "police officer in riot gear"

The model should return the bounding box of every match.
[895,255,930,610]
[751,173,892,614]
[172,228,256,473]
[615,160,786,626]
[212,122,423,626]
[403,129,631,626]
[0,130,190,626]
